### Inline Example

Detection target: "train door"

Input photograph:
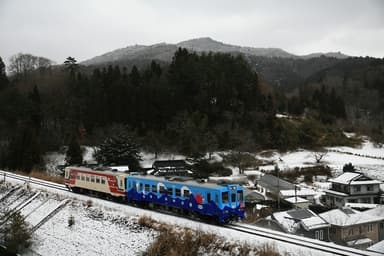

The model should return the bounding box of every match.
[229,185,238,208]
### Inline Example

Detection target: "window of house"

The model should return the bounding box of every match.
[367,185,373,191]
[354,186,361,192]
[315,231,319,240]
[367,224,373,232]
[380,223,384,229]
[319,230,323,240]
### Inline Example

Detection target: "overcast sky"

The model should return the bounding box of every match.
[0,0,383,64]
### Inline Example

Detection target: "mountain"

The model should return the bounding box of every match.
[81,37,348,66]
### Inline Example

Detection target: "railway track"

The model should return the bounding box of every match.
[1,170,382,256]
[226,223,381,256]
[0,171,68,192]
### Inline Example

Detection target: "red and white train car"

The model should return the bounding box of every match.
[64,166,129,199]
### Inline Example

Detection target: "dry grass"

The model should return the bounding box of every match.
[139,215,281,256]
[14,169,64,184]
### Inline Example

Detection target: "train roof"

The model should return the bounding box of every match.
[127,175,242,190]
[66,166,130,177]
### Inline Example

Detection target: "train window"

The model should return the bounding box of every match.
[159,185,166,194]
[139,183,143,192]
[96,177,100,183]
[167,187,173,196]
[101,178,106,184]
[91,176,95,183]
[80,175,85,181]
[152,185,157,193]
[222,192,229,203]
[175,188,181,197]
[183,190,190,199]
[132,182,136,190]
[215,194,219,204]
[237,190,243,201]
[144,184,150,192]
[207,193,211,202]
[76,174,80,180]
[86,175,90,182]
[231,193,236,203]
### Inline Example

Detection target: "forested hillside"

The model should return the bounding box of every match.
[0,49,381,172]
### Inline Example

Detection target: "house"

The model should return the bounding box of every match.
[319,207,384,249]
[365,205,384,241]
[279,187,317,203]
[283,197,310,209]
[271,208,330,241]
[323,172,382,208]
[150,160,193,177]
[256,174,295,200]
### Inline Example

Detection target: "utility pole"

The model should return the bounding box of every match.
[275,165,280,211]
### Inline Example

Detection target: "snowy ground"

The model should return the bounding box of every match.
[13,136,383,255]
[1,176,337,256]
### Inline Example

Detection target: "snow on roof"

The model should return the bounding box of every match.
[280,188,317,198]
[345,203,378,209]
[284,197,308,203]
[368,239,384,254]
[365,205,384,217]
[329,172,361,184]
[319,207,384,226]
[273,209,329,233]
[346,238,373,247]
[329,172,381,185]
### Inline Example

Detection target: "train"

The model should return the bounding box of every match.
[64,166,245,224]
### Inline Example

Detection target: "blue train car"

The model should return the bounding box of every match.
[126,175,245,224]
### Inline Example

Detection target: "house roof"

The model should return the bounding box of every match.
[346,238,373,247]
[319,207,384,226]
[273,209,329,232]
[365,205,384,217]
[258,174,295,193]
[280,188,317,198]
[284,197,308,204]
[329,172,381,185]
[368,240,384,254]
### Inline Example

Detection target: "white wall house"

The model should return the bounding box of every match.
[324,172,382,208]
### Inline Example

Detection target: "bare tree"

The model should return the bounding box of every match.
[8,53,53,77]
[313,151,327,164]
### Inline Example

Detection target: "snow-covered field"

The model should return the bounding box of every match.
[1,176,338,256]
[2,136,382,255]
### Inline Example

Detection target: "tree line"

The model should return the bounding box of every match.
[0,50,352,172]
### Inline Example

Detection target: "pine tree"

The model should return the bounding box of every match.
[1,212,33,254]
[94,131,141,170]
[65,134,83,165]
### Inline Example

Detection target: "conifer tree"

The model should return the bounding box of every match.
[65,134,83,165]
[94,131,141,170]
